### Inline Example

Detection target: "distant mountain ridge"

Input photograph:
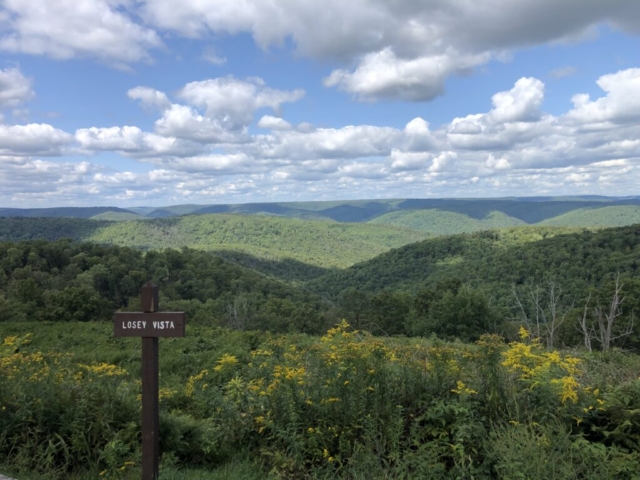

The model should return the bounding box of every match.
[5,196,640,223]
[3,196,640,239]
[0,206,134,218]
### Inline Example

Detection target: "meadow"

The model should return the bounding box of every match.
[1,321,640,479]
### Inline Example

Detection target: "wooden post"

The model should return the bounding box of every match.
[141,283,159,480]
[141,336,159,480]
[113,282,186,480]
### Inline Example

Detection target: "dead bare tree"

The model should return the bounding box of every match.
[512,279,572,348]
[578,293,593,352]
[544,280,572,349]
[592,275,634,351]
[512,283,542,341]
[225,294,255,331]
[578,275,635,351]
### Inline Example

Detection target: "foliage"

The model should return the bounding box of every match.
[90,212,144,221]
[539,206,640,228]
[368,209,525,235]
[2,323,640,478]
[0,214,428,269]
[0,239,328,334]
[0,217,107,242]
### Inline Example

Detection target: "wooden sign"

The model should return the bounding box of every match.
[113,312,185,337]
[113,282,186,480]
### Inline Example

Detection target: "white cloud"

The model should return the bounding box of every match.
[75,126,203,157]
[254,125,402,160]
[0,0,162,64]
[139,0,640,101]
[144,153,254,174]
[8,68,640,206]
[403,117,437,151]
[447,78,552,150]
[257,115,292,131]
[488,77,545,123]
[127,87,171,111]
[154,105,247,144]
[389,150,431,171]
[430,151,457,173]
[565,68,640,125]
[0,123,73,155]
[486,154,511,170]
[324,48,489,101]
[337,162,388,179]
[0,156,103,204]
[0,0,637,104]
[177,76,304,130]
[0,68,34,108]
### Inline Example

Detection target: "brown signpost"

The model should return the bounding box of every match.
[114,282,185,480]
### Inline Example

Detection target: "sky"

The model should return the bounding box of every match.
[0,1,640,208]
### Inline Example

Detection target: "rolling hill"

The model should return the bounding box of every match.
[0,206,134,218]
[83,214,428,269]
[0,214,428,270]
[368,209,526,235]
[5,196,640,231]
[538,205,640,227]
[306,224,640,305]
[90,211,143,221]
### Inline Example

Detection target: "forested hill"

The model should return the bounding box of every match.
[6,196,640,228]
[0,206,133,218]
[0,215,427,270]
[307,224,640,306]
[0,217,110,242]
[0,239,327,333]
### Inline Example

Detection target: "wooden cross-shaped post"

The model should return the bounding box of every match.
[113,282,186,480]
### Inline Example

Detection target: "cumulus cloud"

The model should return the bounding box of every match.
[337,162,388,180]
[6,69,640,206]
[0,0,638,104]
[75,126,203,157]
[565,68,640,125]
[177,76,304,130]
[139,0,640,101]
[0,68,34,108]
[403,117,437,151]
[447,77,552,150]
[0,0,162,65]
[486,154,511,170]
[127,87,171,111]
[257,115,292,131]
[389,150,431,171]
[0,123,73,155]
[253,125,403,160]
[144,153,254,174]
[488,77,545,123]
[324,48,489,101]
[153,105,248,144]
[0,156,103,204]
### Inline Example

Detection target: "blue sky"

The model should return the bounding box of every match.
[0,1,639,207]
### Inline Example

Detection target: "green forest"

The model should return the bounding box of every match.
[2,210,640,478]
[0,215,428,269]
